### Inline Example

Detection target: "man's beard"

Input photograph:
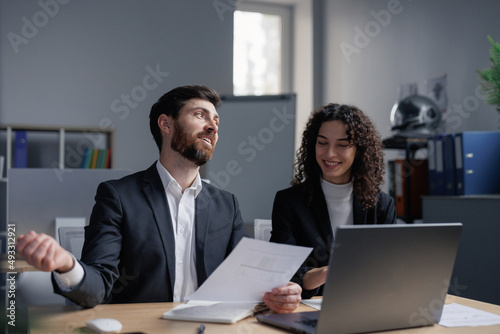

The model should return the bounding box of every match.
[171,121,214,166]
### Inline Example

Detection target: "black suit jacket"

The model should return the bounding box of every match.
[53,163,247,307]
[270,184,396,298]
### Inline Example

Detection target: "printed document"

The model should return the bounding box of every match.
[162,237,312,323]
[187,237,312,302]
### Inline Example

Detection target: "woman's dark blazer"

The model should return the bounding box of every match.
[270,184,396,298]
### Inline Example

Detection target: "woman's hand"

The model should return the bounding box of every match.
[303,266,328,290]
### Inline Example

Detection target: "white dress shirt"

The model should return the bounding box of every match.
[156,160,202,302]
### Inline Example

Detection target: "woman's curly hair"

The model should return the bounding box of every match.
[292,103,385,210]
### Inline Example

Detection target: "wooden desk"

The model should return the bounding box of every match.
[28,295,500,334]
[0,254,37,273]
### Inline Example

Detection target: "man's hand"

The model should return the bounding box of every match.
[16,230,75,273]
[262,282,302,314]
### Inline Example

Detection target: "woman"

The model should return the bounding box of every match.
[270,103,396,298]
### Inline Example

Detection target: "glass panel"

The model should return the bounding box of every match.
[234,10,282,96]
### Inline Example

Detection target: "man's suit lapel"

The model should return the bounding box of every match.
[194,186,210,285]
[142,164,176,293]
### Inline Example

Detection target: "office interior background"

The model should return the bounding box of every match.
[1,0,500,311]
[2,0,499,173]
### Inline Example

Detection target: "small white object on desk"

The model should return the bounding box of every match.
[301,298,322,310]
[439,303,500,327]
[85,318,123,333]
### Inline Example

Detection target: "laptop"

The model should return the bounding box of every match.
[257,223,462,334]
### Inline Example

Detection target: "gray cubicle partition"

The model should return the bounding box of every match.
[203,94,296,225]
[9,168,130,237]
[423,196,500,306]
[8,168,131,312]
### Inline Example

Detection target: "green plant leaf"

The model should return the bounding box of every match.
[478,36,500,108]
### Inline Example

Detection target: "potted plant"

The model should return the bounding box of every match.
[477,35,500,113]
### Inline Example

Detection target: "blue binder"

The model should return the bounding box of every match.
[433,134,446,195]
[427,138,437,195]
[81,149,92,168]
[443,134,456,195]
[14,131,28,168]
[454,131,500,195]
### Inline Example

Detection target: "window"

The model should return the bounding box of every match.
[233,4,292,96]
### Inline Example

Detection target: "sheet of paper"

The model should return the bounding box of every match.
[301,299,322,310]
[439,303,500,327]
[186,237,312,302]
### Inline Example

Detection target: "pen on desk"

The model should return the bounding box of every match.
[198,324,205,334]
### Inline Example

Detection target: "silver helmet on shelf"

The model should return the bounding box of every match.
[390,95,442,137]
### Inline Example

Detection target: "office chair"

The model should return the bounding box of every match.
[58,226,85,260]
[56,220,86,306]
[253,219,272,241]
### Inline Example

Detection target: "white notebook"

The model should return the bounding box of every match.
[162,301,258,324]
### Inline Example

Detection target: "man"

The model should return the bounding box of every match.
[17,85,301,312]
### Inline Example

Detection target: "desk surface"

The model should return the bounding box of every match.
[0,254,37,273]
[28,295,500,334]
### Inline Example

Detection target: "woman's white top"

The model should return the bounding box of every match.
[321,178,354,235]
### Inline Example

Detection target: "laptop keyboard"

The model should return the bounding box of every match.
[295,318,318,327]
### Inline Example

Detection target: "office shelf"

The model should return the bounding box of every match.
[0,124,114,249]
[0,125,114,170]
[383,135,428,223]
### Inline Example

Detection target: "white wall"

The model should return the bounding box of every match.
[2,0,500,183]
[0,0,234,172]
[322,0,500,191]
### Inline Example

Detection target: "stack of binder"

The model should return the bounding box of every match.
[81,149,111,169]
[427,131,500,196]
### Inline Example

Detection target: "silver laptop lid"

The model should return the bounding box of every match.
[316,223,462,334]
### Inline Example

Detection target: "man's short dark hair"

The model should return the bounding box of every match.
[149,85,221,152]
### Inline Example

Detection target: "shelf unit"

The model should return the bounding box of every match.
[383,136,428,223]
[0,125,114,171]
[0,125,114,251]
